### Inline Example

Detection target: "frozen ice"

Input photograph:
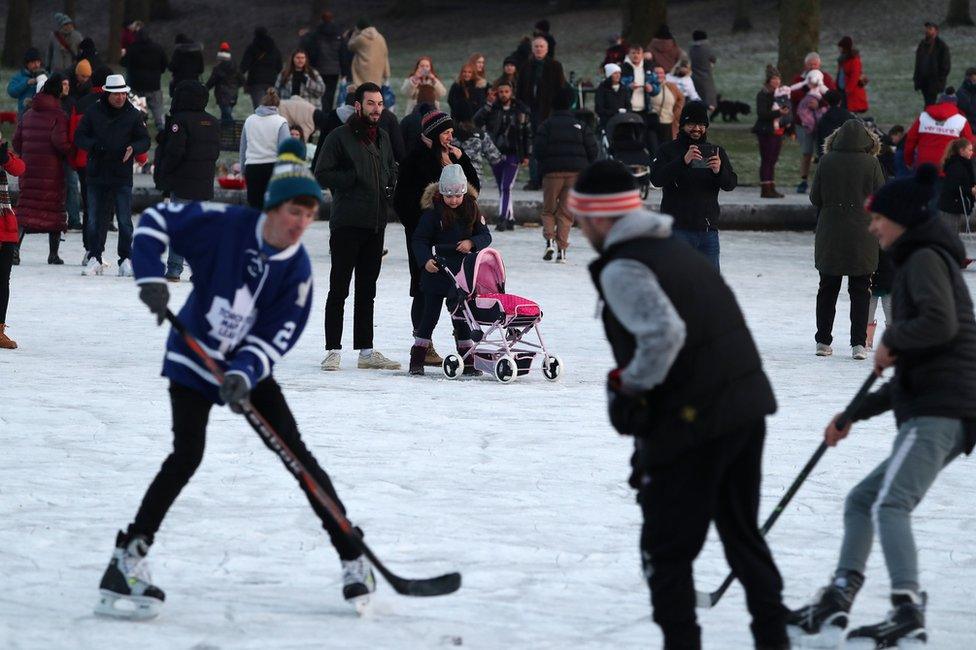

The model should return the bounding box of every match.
[1,225,974,648]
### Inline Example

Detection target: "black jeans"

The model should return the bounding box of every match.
[0,242,14,322]
[416,293,472,341]
[244,162,276,209]
[322,74,340,112]
[404,225,424,331]
[815,273,871,347]
[639,420,789,649]
[129,380,360,560]
[324,226,385,350]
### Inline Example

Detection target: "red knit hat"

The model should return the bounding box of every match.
[219,42,231,52]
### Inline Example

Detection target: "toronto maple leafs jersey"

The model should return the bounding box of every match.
[132,201,313,403]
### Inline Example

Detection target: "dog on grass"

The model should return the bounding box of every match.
[710,95,752,122]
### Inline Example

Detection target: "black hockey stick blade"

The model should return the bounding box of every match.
[384,568,462,597]
[694,371,880,609]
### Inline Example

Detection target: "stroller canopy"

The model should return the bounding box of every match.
[457,248,506,296]
[606,112,648,149]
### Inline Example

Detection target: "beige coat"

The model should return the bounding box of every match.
[348,27,390,87]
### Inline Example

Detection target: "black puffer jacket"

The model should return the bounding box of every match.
[301,21,342,77]
[855,217,976,451]
[393,144,481,231]
[74,98,150,186]
[594,79,631,126]
[938,154,976,215]
[120,32,168,94]
[473,100,531,158]
[206,60,244,107]
[533,109,598,176]
[168,41,204,87]
[155,82,220,200]
[241,28,283,88]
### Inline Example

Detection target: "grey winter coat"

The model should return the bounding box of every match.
[811,120,885,276]
[688,40,717,108]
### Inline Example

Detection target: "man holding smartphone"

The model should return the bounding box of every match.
[649,101,737,270]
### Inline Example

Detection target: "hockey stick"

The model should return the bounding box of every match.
[695,371,880,609]
[164,310,461,597]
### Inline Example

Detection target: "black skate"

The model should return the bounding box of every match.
[788,570,863,648]
[341,555,376,615]
[94,530,165,620]
[845,591,927,649]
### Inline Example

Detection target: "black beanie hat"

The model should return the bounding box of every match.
[680,101,710,127]
[575,160,637,195]
[865,164,938,227]
[552,87,574,111]
[569,160,642,217]
[693,30,707,41]
[23,47,41,64]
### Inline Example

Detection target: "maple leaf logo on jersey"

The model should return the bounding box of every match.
[205,285,258,351]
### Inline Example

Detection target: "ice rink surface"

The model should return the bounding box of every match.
[2,223,974,649]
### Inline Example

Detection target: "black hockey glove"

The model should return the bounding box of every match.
[138,283,169,325]
[219,374,250,414]
[607,369,649,436]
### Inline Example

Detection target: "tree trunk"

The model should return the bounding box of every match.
[150,0,174,20]
[126,0,151,22]
[108,0,125,64]
[1,0,32,69]
[946,0,975,26]
[387,0,423,18]
[778,0,820,81]
[732,0,753,32]
[621,0,668,48]
[64,0,77,18]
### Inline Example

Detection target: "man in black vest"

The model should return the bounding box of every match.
[573,160,789,650]
[153,80,220,281]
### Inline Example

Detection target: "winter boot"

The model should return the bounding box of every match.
[0,324,17,349]
[341,554,376,614]
[770,182,785,198]
[796,179,809,193]
[409,343,428,375]
[543,239,555,261]
[761,182,776,199]
[787,570,864,646]
[845,591,927,647]
[424,344,444,367]
[94,530,165,620]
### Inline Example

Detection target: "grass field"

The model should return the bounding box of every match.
[2,0,974,186]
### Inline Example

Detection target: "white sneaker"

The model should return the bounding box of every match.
[556,249,567,264]
[321,351,341,371]
[118,259,134,277]
[82,257,105,276]
[852,345,869,360]
[816,343,833,356]
[341,555,376,615]
[358,350,401,370]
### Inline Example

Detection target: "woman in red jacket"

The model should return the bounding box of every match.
[837,36,868,114]
[12,72,72,264]
[0,138,27,349]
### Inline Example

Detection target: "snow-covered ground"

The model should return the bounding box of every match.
[2,224,974,649]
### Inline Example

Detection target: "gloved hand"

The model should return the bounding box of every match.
[138,283,169,325]
[607,368,648,435]
[0,142,9,166]
[219,373,250,413]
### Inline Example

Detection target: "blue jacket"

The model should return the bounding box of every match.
[411,186,491,296]
[7,68,40,115]
[132,201,313,403]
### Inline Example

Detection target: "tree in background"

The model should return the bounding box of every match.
[65,0,76,17]
[946,0,975,26]
[778,0,820,81]
[108,0,125,63]
[127,0,151,22]
[2,0,32,69]
[622,0,667,47]
[733,0,753,32]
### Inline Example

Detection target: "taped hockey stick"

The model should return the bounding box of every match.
[165,310,461,597]
[695,371,880,609]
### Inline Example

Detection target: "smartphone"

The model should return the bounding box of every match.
[691,144,716,168]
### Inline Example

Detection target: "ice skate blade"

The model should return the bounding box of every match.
[94,590,161,620]
[789,625,844,649]
[347,594,371,616]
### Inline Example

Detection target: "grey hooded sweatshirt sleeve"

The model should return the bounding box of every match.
[600,258,687,391]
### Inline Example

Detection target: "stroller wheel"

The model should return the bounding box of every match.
[442,354,462,379]
[542,355,563,382]
[494,355,517,384]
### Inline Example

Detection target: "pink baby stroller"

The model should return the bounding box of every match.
[437,247,562,383]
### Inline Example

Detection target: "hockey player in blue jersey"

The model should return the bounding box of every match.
[96,139,376,619]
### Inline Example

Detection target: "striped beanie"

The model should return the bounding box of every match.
[422,111,453,139]
[263,138,323,209]
[567,160,642,218]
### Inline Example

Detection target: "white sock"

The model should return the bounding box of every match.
[359,348,373,358]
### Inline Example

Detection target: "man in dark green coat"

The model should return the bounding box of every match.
[810,119,886,359]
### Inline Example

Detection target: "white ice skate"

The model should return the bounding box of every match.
[94,531,165,620]
[341,555,376,615]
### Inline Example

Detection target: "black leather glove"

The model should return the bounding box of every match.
[0,142,8,166]
[219,373,250,413]
[607,369,649,435]
[138,283,169,325]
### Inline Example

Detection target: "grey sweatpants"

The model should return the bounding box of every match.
[837,416,965,592]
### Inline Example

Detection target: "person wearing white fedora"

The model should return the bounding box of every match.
[73,73,150,276]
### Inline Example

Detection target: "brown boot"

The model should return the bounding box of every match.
[409,344,428,375]
[424,343,443,367]
[769,182,785,198]
[0,324,17,349]
[760,182,775,199]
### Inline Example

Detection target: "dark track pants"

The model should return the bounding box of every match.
[324,226,384,350]
[128,380,360,560]
[815,273,871,347]
[638,420,789,649]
